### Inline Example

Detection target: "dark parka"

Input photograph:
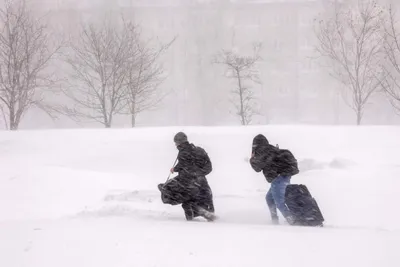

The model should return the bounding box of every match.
[173,141,212,179]
[250,134,299,183]
[160,139,213,204]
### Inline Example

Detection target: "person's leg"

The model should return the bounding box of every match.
[266,186,278,224]
[271,175,294,224]
[196,206,216,222]
[199,176,215,213]
[189,199,216,222]
[207,192,214,213]
[182,176,216,222]
[182,202,194,221]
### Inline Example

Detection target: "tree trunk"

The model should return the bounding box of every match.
[0,111,8,130]
[10,121,18,130]
[356,105,363,125]
[9,108,18,130]
[104,116,111,128]
[236,69,245,125]
[131,113,136,127]
[333,90,340,124]
[356,111,362,125]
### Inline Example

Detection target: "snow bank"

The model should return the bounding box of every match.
[1,125,399,226]
[0,125,398,267]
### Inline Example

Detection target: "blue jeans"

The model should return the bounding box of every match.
[266,175,291,220]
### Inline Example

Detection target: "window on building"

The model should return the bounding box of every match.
[300,59,319,73]
[278,86,290,96]
[305,87,318,97]
[274,39,282,50]
[299,9,315,27]
[273,15,280,26]
[299,34,314,50]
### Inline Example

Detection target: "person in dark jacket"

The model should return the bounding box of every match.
[250,134,299,225]
[167,132,216,221]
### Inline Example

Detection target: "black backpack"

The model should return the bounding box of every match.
[191,145,212,176]
[275,144,299,176]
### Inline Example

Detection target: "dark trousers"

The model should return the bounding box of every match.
[181,176,214,220]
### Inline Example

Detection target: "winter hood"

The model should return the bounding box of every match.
[252,134,269,148]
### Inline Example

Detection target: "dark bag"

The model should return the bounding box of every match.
[285,184,324,227]
[275,146,299,177]
[158,179,182,205]
[158,176,201,205]
[192,145,212,176]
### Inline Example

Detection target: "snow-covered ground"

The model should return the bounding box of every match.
[0,125,398,267]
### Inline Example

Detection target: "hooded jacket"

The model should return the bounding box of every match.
[250,134,299,183]
[173,141,212,178]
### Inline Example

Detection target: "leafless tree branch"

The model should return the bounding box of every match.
[0,0,63,130]
[60,13,174,128]
[378,3,400,113]
[120,19,175,127]
[60,15,133,128]
[212,42,262,125]
[313,0,384,125]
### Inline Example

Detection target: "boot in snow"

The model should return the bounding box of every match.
[198,208,217,222]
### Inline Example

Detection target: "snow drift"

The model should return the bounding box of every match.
[0,125,398,267]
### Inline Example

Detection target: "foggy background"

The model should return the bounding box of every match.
[2,0,399,130]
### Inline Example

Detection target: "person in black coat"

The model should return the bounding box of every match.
[250,134,299,225]
[160,132,215,221]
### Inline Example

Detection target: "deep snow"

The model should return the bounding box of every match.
[0,125,398,267]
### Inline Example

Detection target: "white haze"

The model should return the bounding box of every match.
[5,0,400,129]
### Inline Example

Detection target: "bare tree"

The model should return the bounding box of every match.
[212,43,262,125]
[123,22,175,127]
[379,3,400,113]
[314,0,384,125]
[61,16,132,128]
[0,0,61,130]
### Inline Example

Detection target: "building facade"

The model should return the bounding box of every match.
[30,0,398,126]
